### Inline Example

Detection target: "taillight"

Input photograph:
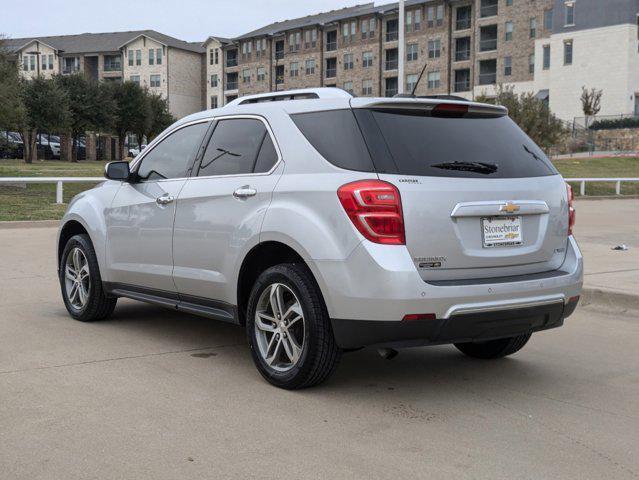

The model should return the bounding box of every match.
[566,183,576,236]
[337,180,405,245]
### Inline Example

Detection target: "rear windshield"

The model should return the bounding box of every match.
[291,108,557,178]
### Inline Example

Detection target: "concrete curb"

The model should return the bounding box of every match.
[581,287,639,312]
[0,220,59,229]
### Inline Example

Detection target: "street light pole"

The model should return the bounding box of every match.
[398,0,405,94]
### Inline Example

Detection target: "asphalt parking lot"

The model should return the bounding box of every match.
[1,200,638,479]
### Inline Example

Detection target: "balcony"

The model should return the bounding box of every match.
[103,63,121,72]
[385,87,398,97]
[478,73,496,85]
[454,80,470,92]
[385,31,398,42]
[326,41,337,52]
[226,81,238,90]
[226,57,238,68]
[275,50,284,60]
[480,25,498,52]
[480,0,498,18]
[326,68,336,78]
[455,50,470,61]
[479,38,497,52]
[384,60,398,71]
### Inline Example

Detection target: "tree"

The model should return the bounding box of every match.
[56,73,115,161]
[0,36,25,134]
[107,80,148,159]
[146,92,174,141]
[20,77,70,163]
[476,85,567,150]
[580,87,603,127]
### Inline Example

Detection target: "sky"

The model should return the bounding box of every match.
[0,0,373,42]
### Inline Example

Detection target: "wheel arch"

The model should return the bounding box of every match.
[236,240,329,326]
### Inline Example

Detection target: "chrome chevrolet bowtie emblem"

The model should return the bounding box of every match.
[500,202,520,214]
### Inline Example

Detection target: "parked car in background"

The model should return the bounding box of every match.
[127,144,147,157]
[0,132,24,159]
[37,134,61,159]
[56,88,583,389]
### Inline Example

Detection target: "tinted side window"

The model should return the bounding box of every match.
[198,118,269,176]
[291,110,375,172]
[137,122,209,181]
[254,134,278,173]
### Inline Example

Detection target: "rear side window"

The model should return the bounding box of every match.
[197,118,277,176]
[137,122,209,181]
[291,110,375,172]
[358,109,557,178]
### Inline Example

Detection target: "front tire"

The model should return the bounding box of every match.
[454,333,532,359]
[59,234,116,322]
[246,263,341,389]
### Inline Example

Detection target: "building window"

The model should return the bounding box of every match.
[242,41,252,60]
[427,71,441,89]
[130,75,140,85]
[363,51,374,68]
[478,59,497,85]
[544,9,554,30]
[305,58,315,75]
[564,40,573,65]
[210,96,218,109]
[386,19,398,41]
[275,65,284,85]
[455,37,471,61]
[304,29,317,49]
[343,23,350,42]
[343,81,354,94]
[257,67,265,81]
[406,73,418,92]
[385,77,398,97]
[506,0,513,5]
[543,45,551,69]
[427,7,435,27]
[480,25,498,51]
[361,19,368,39]
[48,54,54,70]
[407,43,418,62]
[454,69,471,92]
[41,54,47,70]
[242,68,251,83]
[104,55,121,71]
[128,49,133,66]
[290,62,299,77]
[136,50,141,66]
[436,5,444,26]
[215,49,219,64]
[505,22,513,41]
[150,74,161,87]
[326,30,337,51]
[428,39,441,58]
[406,11,413,33]
[362,79,373,96]
[480,0,498,18]
[156,48,162,65]
[456,6,472,30]
[369,18,376,38]
[529,53,535,74]
[414,9,422,30]
[209,49,215,65]
[326,57,336,78]
[210,74,218,87]
[385,48,398,70]
[149,49,154,65]
[351,21,357,40]
[565,2,575,26]
[530,18,538,38]
[504,56,512,76]
[289,33,300,52]
[343,53,354,70]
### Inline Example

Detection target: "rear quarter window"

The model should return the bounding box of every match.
[291,110,375,172]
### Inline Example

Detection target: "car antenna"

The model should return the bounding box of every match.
[411,62,428,97]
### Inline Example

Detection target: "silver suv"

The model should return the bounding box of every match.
[57,88,583,389]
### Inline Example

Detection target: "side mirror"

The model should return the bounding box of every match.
[104,161,131,181]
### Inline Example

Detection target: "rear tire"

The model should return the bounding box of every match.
[454,333,532,359]
[246,263,341,389]
[59,234,116,322]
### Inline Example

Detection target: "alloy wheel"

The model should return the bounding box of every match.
[64,247,90,310]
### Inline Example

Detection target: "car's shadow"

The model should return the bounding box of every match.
[86,299,563,399]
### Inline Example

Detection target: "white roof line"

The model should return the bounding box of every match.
[224,87,353,106]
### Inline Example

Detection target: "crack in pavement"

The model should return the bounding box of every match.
[0,342,244,376]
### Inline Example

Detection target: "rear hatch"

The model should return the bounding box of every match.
[351,100,569,281]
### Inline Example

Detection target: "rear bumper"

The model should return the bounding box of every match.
[332,297,579,349]
[313,236,583,347]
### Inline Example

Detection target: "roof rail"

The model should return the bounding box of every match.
[226,87,352,106]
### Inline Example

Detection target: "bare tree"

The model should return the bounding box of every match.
[580,87,603,118]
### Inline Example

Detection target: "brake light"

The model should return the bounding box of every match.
[432,103,469,118]
[566,183,576,236]
[402,313,437,321]
[337,180,405,245]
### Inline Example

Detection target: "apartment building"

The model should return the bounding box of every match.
[4,30,205,119]
[203,36,232,109]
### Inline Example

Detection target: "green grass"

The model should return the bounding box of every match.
[0,159,109,221]
[552,156,639,196]
[0,156,638,222]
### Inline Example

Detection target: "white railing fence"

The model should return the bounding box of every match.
[0,177,638,204]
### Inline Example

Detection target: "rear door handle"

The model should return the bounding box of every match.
[233,186,257,199]
[156,194,175,205]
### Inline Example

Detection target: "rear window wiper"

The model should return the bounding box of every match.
[430,161,498,174]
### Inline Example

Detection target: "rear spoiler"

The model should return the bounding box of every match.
[350,98,508,118]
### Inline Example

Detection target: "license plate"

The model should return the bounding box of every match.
[481,216,523,248]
